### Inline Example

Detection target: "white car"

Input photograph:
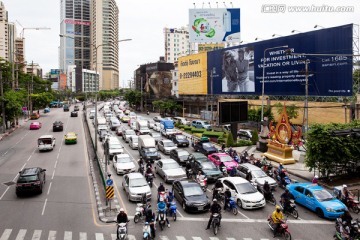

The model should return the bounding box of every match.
[218,177,265,209]
[129,135,139,150]
[149,131,162,143]
[122,173,151,202]
[161,128,177,138]
[153,123,161,132]
[113,154,136,175]
[154,159,186,183]
[157,139,177,154]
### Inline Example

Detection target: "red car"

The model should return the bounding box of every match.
[208,153,238,171]
[30,122,42,130]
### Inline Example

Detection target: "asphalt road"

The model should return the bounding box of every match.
[84,106,336,240]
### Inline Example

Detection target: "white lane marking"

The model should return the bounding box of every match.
[260,239,270,240]
[0,187,10,200]
[26,155,31,162]
[41,198,48,215]
[31,230,42,240]
[192,237,202,240]
[110,234,117,240]
[51,170,55,180]
[95,233,104,240]
[47,182,52,195]
[20,163,26,171]
[54,160,58,169]
[15,229,26,240]
[237,210,250,219]
[47,230,56,240]
[174,217,333,224]
[0,229,12,240]
[57,153,60,159]
[159,236,170,240]
[176,237,187,240]
[209,237,220,240]
[12,173,19,182]
[79,232,87,240]
[177,207,184,217]
[64,231,72,240]
[243,238,252,240]
[226,238,236,240]
[127,235,136,240]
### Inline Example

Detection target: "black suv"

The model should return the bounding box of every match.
[16,167,46,196]
[170,134,190,147]
[53,121,63,131]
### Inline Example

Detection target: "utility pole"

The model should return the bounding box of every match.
[0,67,5,133]
[30,61,34,115]
[140,76,143,112]
[210,67,215,125]
[304,59,310,134]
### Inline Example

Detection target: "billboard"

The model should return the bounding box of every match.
[219,101,248,124]
[178,53,208,95]
[207,24,353,96]
[189,8,240,43]
[198,43,225,53]
[59,74,67,90]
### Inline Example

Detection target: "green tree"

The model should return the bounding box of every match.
[31,92,54,111]
[124,90,142,108]
[226,131,235,147]
[4,90,26,124]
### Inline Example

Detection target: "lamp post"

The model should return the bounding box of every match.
[261,45,288,121]
[210,67,216,125]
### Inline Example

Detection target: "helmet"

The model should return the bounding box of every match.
[147,166,151,169]
[168,191,173,196]
[276,205,281,210]
[285,189,289,193]
[159,197,164,202]
[120,208,124,212]
[160,182,163,186]
[280,163,283,166]
[213,199,218,203]
[264,180,268,184]
[314,175,318,179]
[343,184,347,188]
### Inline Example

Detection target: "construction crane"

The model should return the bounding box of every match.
[16,20,51,38]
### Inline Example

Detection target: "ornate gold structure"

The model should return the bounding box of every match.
[264,105,296,164]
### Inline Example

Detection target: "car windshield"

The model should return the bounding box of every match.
[219,155,234,162]
[202,162,217,170]
[130,178,148,187]
[176,135,186,140]
[162,162,180,170]
[18,175,37,183]
[145,148,157,153]
[131,138,138,143]
[110,144,123,149]
[203,121,210,125]
[167,129,176,133]
[117,157,131,163]
[125,130,135,135]
[202,143,214,148]
[235,182,257,194]
[313,189,334,202]
[252,170,267,178]
[183,185,204,196]
[164,142,175,147]
[151,133,161,138]
[178,151,189,157]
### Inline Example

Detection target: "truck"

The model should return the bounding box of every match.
[160,119,176,138]
[136,120,150,135]
[138,135,160,162]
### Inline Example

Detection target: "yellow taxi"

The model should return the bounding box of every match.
[64,132,77,144]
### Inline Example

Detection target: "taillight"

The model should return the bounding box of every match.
[16,184,23,187]
[33,181,41,185]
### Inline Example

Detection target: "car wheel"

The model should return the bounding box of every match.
[127,193,131,202]
[316,208,324,218]
[237,199,243,209]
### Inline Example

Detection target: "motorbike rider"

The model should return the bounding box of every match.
[147,110,149,115]
[157,182,166,202]
[206,199,222,230]
[228,147,234,156]
[196,170,205,183]
[221,143,226,152]
[138,157,145,173]
[312,175,319,184]
[144,208,156,238]
[145,166,155,180]
[280,189,293,213]
[341,185,350,205]
[279,169,287,187]
[229,166,237,177]
[340,209,353,226]
[157,197,170,228]
[145,160,152,170]
[212,180,224,200]
[263,180,271,200]
[277,163,284,174]
[271,205,284,237]
[141,192,148,205]
[185,160,193,177]
[117,208,129,223]
[223,188,232,210]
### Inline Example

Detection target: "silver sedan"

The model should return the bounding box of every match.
[154,159,186,183]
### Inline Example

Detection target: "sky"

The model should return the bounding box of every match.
[2,0,360,88]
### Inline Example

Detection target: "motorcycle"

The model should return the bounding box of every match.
[280,199,299,219]
[267,215,291,240]
[224,196,238,215]
[116,222,129,240]
[261,188,277,206]
[186,168,193,179]
[134,203,149,223]
[213,188,224,202]
[158,191,167,202]
[221,166,228,177]
[277,175,291,189]
[167,200,177,221]
[143,222,153,240]
[211,213,221,235]
[146,173,153,188]
[157,209,167,231]
[334,218,360,240]
[198,177,208,192]
[147,111,150,115]
[346,196,360,214]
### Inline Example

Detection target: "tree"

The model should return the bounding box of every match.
[274,103,299,122]
[31,92,54,111]
[226,131,235,147]
[4,90,26,125]
[248,106,274,122]
[124,90,142,108]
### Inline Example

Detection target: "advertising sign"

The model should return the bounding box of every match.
[50,69,60,75]
[178,53,208,95]
[189,8,240,43]
[64,19,91,26]
[207,24,353,96]
[59,74,67,90]
[198,43,225,53]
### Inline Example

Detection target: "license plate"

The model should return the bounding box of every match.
[183,143,186,146]
[198,206,204,210]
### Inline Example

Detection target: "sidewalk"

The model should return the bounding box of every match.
[0,117,28,141]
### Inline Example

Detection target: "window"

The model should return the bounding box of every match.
[304,189,313,198]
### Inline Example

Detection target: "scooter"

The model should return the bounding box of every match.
[260,188,276,206]
[186,168,193,179]
[157,209,167,231]
[224,197,238,215]
[143,222,153,240]
[277,175,291,189]
[134,203,149,223]
[267,215,291,240]
[346,196,360,214]
[198,178,207,192]
[213,188,224,202]
[211,213,221,235]
[146,173,153,188]
[280,199,299,219]
[116,221,129,240]
[167,200,177,221]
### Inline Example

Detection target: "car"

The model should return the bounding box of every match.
[218,177,265,209]
[129,135,139,150]
[208,153,238,171]
[139,147,161,163]
[149,131,162,144]
[120,115,130,123]
[63,104,69,112]
[287,182,347,219]
[16,167,46,196]
[97,124,108,133]
[153,122,161,132]
[192,120,211,130]
[30,112,40,120]
[74,105,80,111]
[237,129,252,140]
[157,139,177,155]
[170,149,190,165]
[122,173,151,202]
[122,129,136,142]
[237,163,277,190]
[44,107,50,113]
[53,121,63,132]
[154,159,186,183]
[193,138,218,156]
[116,126,123,136]
[70,111,78,117]
[187,152,208,163]
[161,128,177,138]
[173,117,190,126]
[172,180,211,213]
[113,154,136,175]
[191,159,223,182]
[110,118,121,131]
[99,129,108,141]
[153,116,162,122]
[30,121,42,130]
[64,132,77,144]
[170,134,190,147]
[147,120,155,129]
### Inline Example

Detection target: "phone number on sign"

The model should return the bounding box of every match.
[180,71,202,79]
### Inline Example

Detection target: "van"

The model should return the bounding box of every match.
[38,135,56,151]
[97,117,107,126]
[192,120,211,130]
[89,109,96,119]
[106,136,124,159]
[110,118,121,131]
[173,117,190,126]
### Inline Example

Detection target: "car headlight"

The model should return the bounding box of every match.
[243,200,251,203]
[326,208,335,212]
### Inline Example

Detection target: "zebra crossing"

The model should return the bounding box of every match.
[0,229,303,240]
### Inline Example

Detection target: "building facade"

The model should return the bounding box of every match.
[59,0,91,76]
[171,63,179,98]
[164,26,192,63]
[0,1,8,61]
[91,0,119,90]
[24,63,42,78]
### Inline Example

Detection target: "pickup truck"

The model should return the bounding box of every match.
[193,138,218,156]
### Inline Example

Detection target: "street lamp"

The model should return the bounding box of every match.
[272,34,282,37]
[60,35,131,154]
[314,25,325,29]
[291,30,302,33]
[260,45,288,121]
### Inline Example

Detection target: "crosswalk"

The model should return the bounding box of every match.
[0,229,303,240]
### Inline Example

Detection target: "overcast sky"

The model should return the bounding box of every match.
[2,0,360,87]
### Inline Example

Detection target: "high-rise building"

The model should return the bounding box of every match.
[91,0,119,90]
[0,1,9,61]
[164,26,192,63]
[7,22,16,63]
[59,0,91,82]
[14,38,24,63]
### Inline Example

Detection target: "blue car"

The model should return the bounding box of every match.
[44,107,50,113]
[287,182,347,219]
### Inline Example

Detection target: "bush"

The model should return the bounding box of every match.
[226,132,235,147]
[194,133,202,138]
[235,139,253,147]
[202,131,224,138]
[251,130,259,145]
[191,128,206,134]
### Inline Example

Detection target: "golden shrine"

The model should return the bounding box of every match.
[263,105,300,164]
